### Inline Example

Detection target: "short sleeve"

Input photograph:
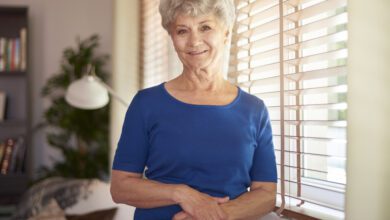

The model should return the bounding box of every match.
[112,92,149,173]
[250,103,277,182]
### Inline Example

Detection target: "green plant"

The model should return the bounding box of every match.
[39,35,110,180]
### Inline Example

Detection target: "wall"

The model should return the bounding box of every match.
[110,0,140,171]
[0,0,113,177]
[346,0,390,219]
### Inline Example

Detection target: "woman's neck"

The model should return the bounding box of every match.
[177,67,227,93]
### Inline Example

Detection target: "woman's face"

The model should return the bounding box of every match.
[169,13,228,72]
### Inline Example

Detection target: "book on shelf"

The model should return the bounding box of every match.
[0,27,27,73]
[0,37,5,71]
[0,136,26,175]
[0,91,5,121]
[0,143,4,167]
[20,28,27,71]
[0,139,14,174]
[12,137,26,173]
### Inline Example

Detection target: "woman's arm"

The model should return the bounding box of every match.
[111,170,230,219]
[110,170,181,208]
[173,181,276,220]
[220,181,276,220]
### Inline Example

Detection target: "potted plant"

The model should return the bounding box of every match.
[38,34,110,180]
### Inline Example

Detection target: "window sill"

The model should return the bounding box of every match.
[276,198,344,220]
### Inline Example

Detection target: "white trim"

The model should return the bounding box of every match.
[276,196,344,220]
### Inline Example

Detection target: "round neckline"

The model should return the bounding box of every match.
[160,82,241,109]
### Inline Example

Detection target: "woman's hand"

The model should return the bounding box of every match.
[173,185,230,220]
[172,211,192,220]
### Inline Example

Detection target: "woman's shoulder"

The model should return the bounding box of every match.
[238,88,266,108]
[130,83,165,107]
[136,83,163,98]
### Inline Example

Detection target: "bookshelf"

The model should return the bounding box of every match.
[0,5,30,214]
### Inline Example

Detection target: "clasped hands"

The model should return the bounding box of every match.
[172,185,231,220]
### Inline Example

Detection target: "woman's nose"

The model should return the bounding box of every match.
[188,32,202,47]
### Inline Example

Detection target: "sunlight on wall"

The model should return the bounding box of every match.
[110,0,140,172]
[346,0,390,219]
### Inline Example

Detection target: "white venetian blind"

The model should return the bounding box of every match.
[229,0,348,218]
[141,0,169,89]
[140,0,181,89]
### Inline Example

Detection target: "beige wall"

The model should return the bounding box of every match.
[0,0,113,176]
[110,0,140,171]
[346,0,390,219]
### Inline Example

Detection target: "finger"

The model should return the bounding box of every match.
[173,211,190,220]
[213,196,230,204]
[173,212,189,220]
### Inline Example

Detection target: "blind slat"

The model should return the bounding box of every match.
[267,102,347,110]
[284,12,347,36]
[284,0,347,22]
[285,65,347,81]
[237,4,279,26]
[271,120,347,127]
[237,0,278,14]
[284,48,347,65]
[277,163,329,174]
[275,151,345,160]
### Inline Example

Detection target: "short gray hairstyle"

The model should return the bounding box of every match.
[159,0,236,33]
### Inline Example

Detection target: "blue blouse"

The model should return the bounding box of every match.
[112,82,277,220]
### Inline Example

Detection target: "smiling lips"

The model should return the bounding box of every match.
[188,50,208,56]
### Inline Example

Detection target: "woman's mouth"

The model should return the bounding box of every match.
[188,50,208,56]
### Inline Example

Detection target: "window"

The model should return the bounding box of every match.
[140,0,181,89]
[230,0,347,218]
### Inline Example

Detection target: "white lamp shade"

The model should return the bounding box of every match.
[65,75,109,109]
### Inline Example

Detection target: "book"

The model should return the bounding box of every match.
[0,37,5,71]
[14,38,20,71]
[10,39,15,71]
[3,39,8,71]
[0,142,5,168]
[9,136,25,173]
[16,137,26,173]
[0,138,15,175]
[6,39,11,71]
[0,91,6,121]
[20,28,27,71]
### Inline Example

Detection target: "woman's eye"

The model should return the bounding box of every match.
[177,29,187,35]
[201,25,211,32]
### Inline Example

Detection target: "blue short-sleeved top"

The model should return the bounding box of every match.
[112,82,277,220]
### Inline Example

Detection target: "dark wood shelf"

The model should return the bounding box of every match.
[0,71,27,77]
[0,174,28,194]
[0,6,27,14]
[0,119,27,127]
[0,6,30,207]
[0,174,28,205]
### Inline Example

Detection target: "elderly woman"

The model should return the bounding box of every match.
[110,0,277,219]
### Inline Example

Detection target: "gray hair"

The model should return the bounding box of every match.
[159,0,236,33]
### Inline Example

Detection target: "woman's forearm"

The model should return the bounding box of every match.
[221,187,276,220]
[111,170,231,220]
[110,171,185,208]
